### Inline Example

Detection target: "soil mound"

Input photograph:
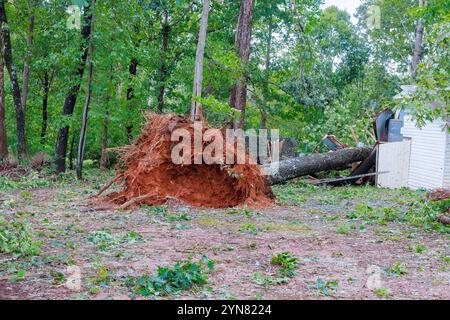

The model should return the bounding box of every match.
[101,113,274,209]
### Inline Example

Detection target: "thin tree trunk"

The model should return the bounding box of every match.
[157,10,169,113]
[69,128,76,170]
[54,2,93,173]
[260,5,273,129]
[0,0,27,163]
[40,71,49,145]
[76,0,96,180]
[100,67,113,170]
[21,3,36,113]
[125,58,138,141]
[0,29,6,161]
[411,0,425,80]
[229,0,254,128]
[100,108,109,170]
[190,0,210,121]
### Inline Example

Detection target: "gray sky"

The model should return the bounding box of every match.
[322,0,362,23]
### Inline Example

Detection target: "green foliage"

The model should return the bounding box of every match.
[315,278,339,296]
[239,223,268,235]
[270,252,299,278]
[87,231,118,250]
[399,21,450,127]
[385,262,408,276]
[128,256,214,296]
[373,288,391,298]
[0,218,41,256]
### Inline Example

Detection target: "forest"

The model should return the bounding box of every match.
[0,0,449,301]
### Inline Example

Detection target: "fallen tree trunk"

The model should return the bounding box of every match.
[262,147,372,185]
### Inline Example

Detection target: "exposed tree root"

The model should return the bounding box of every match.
[95,174,123,197]
[118,195,151,210]
[98,113,274,209]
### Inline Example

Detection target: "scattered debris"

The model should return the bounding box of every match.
[322,135,347,151]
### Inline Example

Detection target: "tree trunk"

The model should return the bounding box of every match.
[40,71,49,145]
[229,0,254,128]
[21,4,36,113]
[411,0,424,80]
[125,58,138,141]
[54,2,93,174]
[69,128,76,171]
[260,4,273,129]
[100,108,109,170]
[76,0,96,180]
[190,0,210,121]
[262,147,372,185]
[0,30,7,161]
[100,67,112,170]
[157,10,170,113]
[0,0,27,163]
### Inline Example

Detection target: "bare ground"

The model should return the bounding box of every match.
[0,173,449,300]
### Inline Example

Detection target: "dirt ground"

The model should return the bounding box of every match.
[0,171,449,300]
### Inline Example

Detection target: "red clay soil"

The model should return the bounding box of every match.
[101,113,274,209]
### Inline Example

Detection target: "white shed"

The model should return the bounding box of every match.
[376,85,450,190]
[401,116,450,189]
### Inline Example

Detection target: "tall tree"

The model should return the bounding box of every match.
[191,0,210,121]
[157,9,170,113]
[0,0,27,162]
[259,2,274,129]
[55,2,93,173]
[21,0,37,112]
[40,70,51,145]
[229,0,254,128]
[0,29,6,161]
[76,0,96,180]
[411,0,424,79]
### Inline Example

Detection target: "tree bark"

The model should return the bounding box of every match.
[157,10,170,113]
[21,3,36,113]
[229,0,254,128]
[125,58,138,141]
[0,0,27,162]
[76,0,96,180]
[54,2,93,173]
[260,4,273,129]
[0,29,7,161]
[100,67,112,170]
[262,147,372,185]
[40,71,49,145]
[190,0,210,121]
[411,0,425,80]
[69,128,76,171]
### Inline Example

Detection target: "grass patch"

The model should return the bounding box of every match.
[385,262,408,277]
[373,288,391,298]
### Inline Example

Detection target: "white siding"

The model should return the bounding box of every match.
[444,132,450,188]
[401,116,447,190]
[377,141,411,189]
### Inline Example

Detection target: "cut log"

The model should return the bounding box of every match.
[262,147,372,185]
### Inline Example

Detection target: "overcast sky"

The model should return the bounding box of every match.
[322,0,362,23]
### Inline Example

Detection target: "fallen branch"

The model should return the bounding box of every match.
[118,195,151,210]
[96,174,123,197]
[309,171,388,185]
